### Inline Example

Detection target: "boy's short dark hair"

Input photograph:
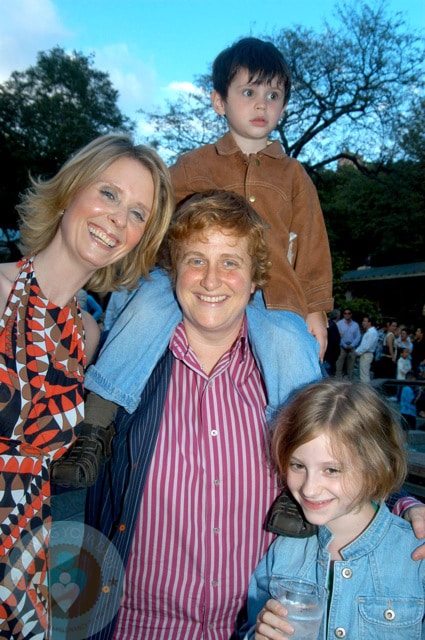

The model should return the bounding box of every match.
[212,37,292,105]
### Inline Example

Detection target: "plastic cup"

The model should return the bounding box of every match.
[270,578,327,639]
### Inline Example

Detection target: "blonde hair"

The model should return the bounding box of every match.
[159,190,270,289]
[17,134,174,293]
[272,379,407,503]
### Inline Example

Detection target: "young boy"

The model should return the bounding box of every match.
[170,37,333,358]
[397,347,413,381]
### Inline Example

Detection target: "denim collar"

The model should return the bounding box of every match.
[317,502,392,560]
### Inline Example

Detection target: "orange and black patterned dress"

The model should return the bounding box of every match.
[0,257,85,639]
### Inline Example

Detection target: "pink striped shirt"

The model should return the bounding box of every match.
[114,320,278,640]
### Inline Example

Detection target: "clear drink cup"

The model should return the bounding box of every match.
[270,578,327,639]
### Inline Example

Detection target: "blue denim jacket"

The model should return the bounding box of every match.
[239,503,425,639]
[85,268,321,420]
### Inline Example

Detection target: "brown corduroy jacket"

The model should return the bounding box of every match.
[170,132,333,318]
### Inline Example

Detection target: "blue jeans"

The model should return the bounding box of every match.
[85,269,321,420]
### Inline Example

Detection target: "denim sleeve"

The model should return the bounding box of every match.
[235,550,272,639]
[85,269,181,413]
[247,292,322,422]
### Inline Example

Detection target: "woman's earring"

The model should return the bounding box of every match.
[60,209,65,216]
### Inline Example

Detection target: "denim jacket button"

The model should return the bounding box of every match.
[341,567,353,579]
[334,628,346,638]
[384,608,396,621]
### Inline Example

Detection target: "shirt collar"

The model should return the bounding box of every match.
[169,316,249,376]
[215,131,285,159]
[317,502,392,560]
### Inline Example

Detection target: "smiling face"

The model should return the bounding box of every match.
[175,228,256,345]
[59,156,154,275]
[286,432,375,538]
[211,67,286,154]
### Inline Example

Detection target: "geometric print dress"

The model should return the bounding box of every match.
[0,257,85,639]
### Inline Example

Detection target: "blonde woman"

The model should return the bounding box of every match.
[0,134,173,639]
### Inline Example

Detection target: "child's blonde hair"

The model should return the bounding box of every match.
[272,379,407,503]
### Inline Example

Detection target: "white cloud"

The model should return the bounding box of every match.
[165,81,203,95]
[0,0,69,81]
[0,2,160,120]
[94,52,206,123]
[94,44,159,117]
[0,0,201,130]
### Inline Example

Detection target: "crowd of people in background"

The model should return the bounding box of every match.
[323,307,425,430]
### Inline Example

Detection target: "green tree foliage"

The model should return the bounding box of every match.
[317,160,424,268]
[399,95,425,165]
[345,298,382,325]
[326,251,351,311]
[0,47,134,230]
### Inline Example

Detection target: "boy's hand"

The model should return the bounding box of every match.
[306,311,328,361]
[254,599,294,639]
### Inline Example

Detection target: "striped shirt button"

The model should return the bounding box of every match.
[211,429,218,436]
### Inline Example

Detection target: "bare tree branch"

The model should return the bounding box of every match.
[138,0,424,171]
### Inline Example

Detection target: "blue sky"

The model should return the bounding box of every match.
[1,0,424,138]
